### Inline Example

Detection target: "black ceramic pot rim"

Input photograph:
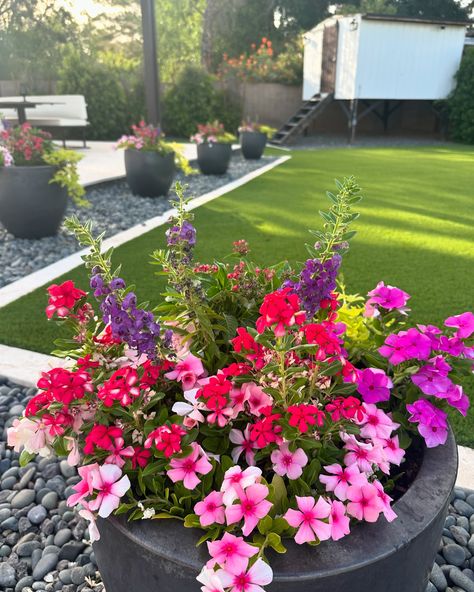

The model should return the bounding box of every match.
[105,427,457,581]
[124,148,175,156]
[0,164,56,170]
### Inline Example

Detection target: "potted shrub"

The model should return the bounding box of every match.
[191,121,236,175]
[0,123,86,239]
[116,121,193,198]
[239,122,276,160]
[8,180,472,592]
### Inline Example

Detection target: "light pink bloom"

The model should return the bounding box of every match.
[78,504,100,542]
[207,532,258,573]
[196,568,226,592]
[358,404,398,440]
[65,437,81,466]
[346,482,383,523]
[165,353,205,390]
[319,463,366,501]
[221,466,262,506]
[88,464,131,518]
[373,480,397,522]
[7,417,53,457]
[229,386,250,418]
[243,382,273,416]
[218,558,273,592]
[373,435,405,466]
[271,442,308,480]
[445,312,474,339]
[207,405,234,428]
[195,491,225,527]
[329,500,350,540]
[229,426,257,466]
[104,437,135,468]
[167,443,213,490]
[172,388,205,428]
[284,496,332,544]
[225,483,272,536]
[342,435,383,473]
[67,463,99,507]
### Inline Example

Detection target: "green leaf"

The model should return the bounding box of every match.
[271,474,288,515]
[267,532,287,553]
[19,450,36,467]
[184,513,201,528]
[257,515,273,535]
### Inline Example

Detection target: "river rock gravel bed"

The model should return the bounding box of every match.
[0,154,277,289]
[0,377,472,592]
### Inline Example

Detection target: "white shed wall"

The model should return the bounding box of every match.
[303,28,323,100]
[354,20,466,99]
[334,16,360,100]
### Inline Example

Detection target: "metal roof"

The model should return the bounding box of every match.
[362,13,470,27]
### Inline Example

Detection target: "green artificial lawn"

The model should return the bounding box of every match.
[1,145,474,444]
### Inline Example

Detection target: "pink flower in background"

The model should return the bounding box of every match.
[359,404,398,440]
[167,443,213,489]
[165,353,205,390]
[343,435,383,473]
[195,491,225,527]
[374,435,405,466]
[379,329,431,365]
[7,417,53,457]
[225,483,272,535]
[65,437,80,466]
[271,442,308,480]
[445,312,474,339]
[373,480,397,522]
[346,481,383,522]
[319,463,366,501]
[411,364,452,396]
[329,500,350,540]
[207,533,258,573]
[243,382,273,416]
[218,557,273,592]
[229,427,257,466]
[172,388,206,428]
[67,463,99,507]
[443,383,470,416]
[228,386,250,417]
[406,399,448,448]
[78,505,100,542]
[365,282,410,317]
[284,496,332,544]
[356,368,393,404]
[197,568,226,592]
[104,437,135,468]
[221,466,262,506]
[88,464,131,518]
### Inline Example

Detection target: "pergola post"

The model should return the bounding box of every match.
[140,0,160,126]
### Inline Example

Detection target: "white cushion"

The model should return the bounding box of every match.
[0,95,88,122]
[24,117,88,127]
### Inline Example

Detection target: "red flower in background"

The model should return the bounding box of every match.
[45,280,86,319]
[84,424,123,455]
[97,367,141,407]
[144,424,186,457]
[287,404,325,433]
[37,367,93,406]
[256,288,305,337]
[326,396,365,423]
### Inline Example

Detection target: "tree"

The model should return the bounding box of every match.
[335,0,473,19]
[446,48,474,143]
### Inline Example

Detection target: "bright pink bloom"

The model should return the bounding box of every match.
[373,435,405,466]
[165,353,205,390]
[445,312,474,339]
[207,532,258,573]
[303,322,343,360]
[167,443,213,489]
[379,329,431,365]
[411,359,452,396]
[225,483,272,535]
[229,427,257,466]
[329,500,351,540]
[271,442,308,480]
[249,408,282,448]
[325,396,365,423]
[131,446,151,469]
[359,404,398,440]
[195,491,225,527]
[319,463,366,501]
[365,282,410,317]
[243,382,273,416]
[218,558,273,592]
[356,368,392,404]
[104,437,135,468]
[443,383,470,416]
[284,496,332,544]
[346,481,383,522]
[287,404,324,433]
[221,466,262,506]
[406,399,448,448]
[232,327,265,370]
[67,463,99,507]
[46,280,86,318]
[256,288,305,337]
[144,424,186,457]
[83,424,123,455]
[88,464,131,518]
[342,434,383,473]
[97,367,141,407]
[37,367,93,406]
[373,480,397,522]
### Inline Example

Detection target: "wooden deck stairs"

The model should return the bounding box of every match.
[270,93,334,146]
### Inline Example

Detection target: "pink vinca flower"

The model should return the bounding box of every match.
[88,464,131,518]
[319,463,366,501]
[167,442,213,490]
[165,353,205,390]
[342,435,383,473]
[67,463,99,507]
[207,532,258,573]
[411,364,452,396]
[346,481,383,522]
[65,437,81,467]
[271,442,308,480]
[284,496,332,544]
[373,480,397,522]
[329,500,351,541]
[221,466,262,506]
[78,504,100,542]
[172,388,205,428]
[228,386,250,418]
[356,368,393,404]
[225,483,272,536]
[373,435,405,466]
[195,491,225,527]
[365,282,410,317]
[7,417,53,457]
[229,426,257,466]
[444,383,470,416]
[445,312,474,339]
[358,404,398,440]
[196,568,226,592]
[218,558,273,592]
[243,382,273,416]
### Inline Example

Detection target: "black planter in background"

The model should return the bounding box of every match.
[196,142,232,175]
[124,150,176,197]
[94,429,457,592]
[0,165,67,238]
[240,131,267,160]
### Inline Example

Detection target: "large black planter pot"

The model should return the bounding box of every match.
[196,142,232,175]
[0,165,67,239]
[94,429,457,592]
[240,131,267,160]
[124,150,176,197]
